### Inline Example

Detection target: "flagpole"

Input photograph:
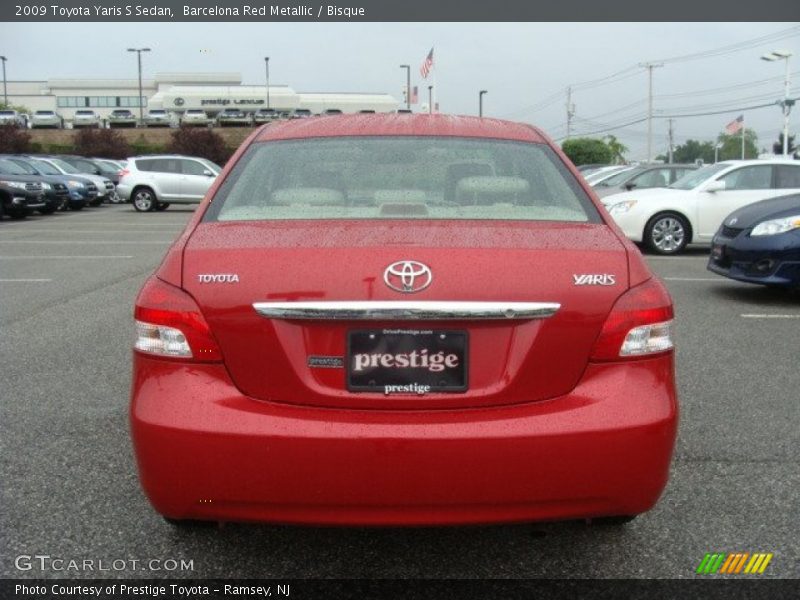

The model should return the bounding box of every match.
[433,47,437,113]
[741,116,745,159]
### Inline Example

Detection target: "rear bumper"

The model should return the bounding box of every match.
[130,354,678,526]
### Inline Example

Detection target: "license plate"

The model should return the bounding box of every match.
[347,329,468,393]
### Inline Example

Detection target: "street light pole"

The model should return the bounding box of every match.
[264,57,270,110]
[428,85,433,114]
[639,62,664,163]
[479,90,487,117]
[400,65,410,110]
[0,56,7,106]
[761,50,793,156]
[127,48,150,126]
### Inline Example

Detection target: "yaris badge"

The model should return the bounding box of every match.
[383,261,433,293]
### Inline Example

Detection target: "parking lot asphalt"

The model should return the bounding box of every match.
[1,205,798,579]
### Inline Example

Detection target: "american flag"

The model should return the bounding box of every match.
[725,115,744,135]
[420,48,434,79]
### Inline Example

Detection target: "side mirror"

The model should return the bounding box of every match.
[203,169,215,177]
[624,182,637,191]
[704,180,726,193]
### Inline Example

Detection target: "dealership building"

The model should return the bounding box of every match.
[4,72,400,121]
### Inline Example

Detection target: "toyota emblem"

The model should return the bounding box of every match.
[383,261,433,293]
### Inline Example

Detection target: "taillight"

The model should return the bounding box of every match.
[134,277,222,362]
[118,169,129,180]
[591,277,674,361]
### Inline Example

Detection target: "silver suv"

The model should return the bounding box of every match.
[108,109,137,128]
[117,155,222,212]
[31,110,63,129]
[72,110,101,128]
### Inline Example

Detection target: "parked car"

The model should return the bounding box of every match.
[593,164,698,199]
[108,109,138,128]
[180,110,210,127]
[55,155,120,201]
[117,155,222,211]
[130,114,678,527]
[215,108,252,127]
[707,193,800,290]
[252,108,279,124]
[0,157,67,213]
[322,108,342,115]
[32,156,111,206]
[584,165,630,185]
[30,110,63,129]
[72,110,101,128]
[3,155,91,210]
[292,108,313,118]
[0,109,26,127]
[602,159,800,254]
[144,109,176,128]
[0,173,46,219]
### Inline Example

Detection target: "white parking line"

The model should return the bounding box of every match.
[0,240,172,244]
[663,277,728,282]
[3,229,180,234]
[0,279,52,282]
[0,255,134,259]
[646,256,709,261]
[741,314,800,319]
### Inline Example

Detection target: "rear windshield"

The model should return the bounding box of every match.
[76,111,95,115]
[205,137,600,223]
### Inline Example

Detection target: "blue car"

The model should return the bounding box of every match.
[707,193,800,290]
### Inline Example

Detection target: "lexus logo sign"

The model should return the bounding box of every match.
[173,97,185,107]
[383,261,433,293]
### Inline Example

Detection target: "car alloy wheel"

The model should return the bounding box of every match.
[647,214,688,255]
[133,189,156,212]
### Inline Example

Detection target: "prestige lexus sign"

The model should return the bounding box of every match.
[199,98,266,106]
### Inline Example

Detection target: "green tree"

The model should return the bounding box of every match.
[672,139,715,164]
[604,135,628,164]
[717,128,758,160]
[772,133,797,155]
[561,138,612,166]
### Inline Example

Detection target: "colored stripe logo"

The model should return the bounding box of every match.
[696,552,773,575]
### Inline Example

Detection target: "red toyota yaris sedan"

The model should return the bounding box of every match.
[130,114,678,526]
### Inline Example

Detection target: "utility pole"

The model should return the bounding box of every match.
[667,119,674,164]
[565,86,575,140]
[0,56,7,106]
[760,51,793,156]
[127,48,151,126]
[479,90,487,117]
[428,85,433,114]
[264,57,270,109]
[640,62,663,162]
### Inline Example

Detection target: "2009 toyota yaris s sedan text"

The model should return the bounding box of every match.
[130,114,678,526]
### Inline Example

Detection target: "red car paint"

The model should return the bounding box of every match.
[130,114,677,525]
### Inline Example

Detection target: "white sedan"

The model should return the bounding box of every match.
[602,159,800,254]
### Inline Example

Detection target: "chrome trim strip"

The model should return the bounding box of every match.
[252,301,560,321]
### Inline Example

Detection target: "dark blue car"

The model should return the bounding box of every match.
[708,193,800,290]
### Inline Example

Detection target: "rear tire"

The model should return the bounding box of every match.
[644,212,690,255]
[132,188,157,212]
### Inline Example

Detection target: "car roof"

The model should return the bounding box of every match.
[254,113,546,144]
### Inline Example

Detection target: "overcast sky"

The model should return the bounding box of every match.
[4,22,799,159]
